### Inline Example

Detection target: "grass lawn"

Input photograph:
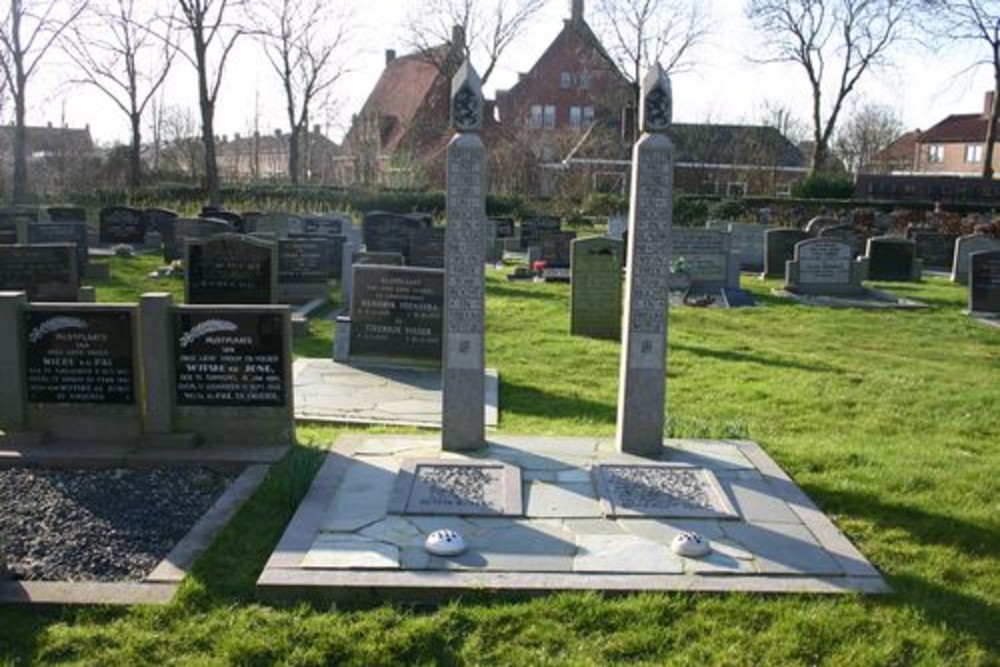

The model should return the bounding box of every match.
[1,254,997,665]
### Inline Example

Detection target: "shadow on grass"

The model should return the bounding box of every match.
[486,282,563,302]
[501,380,616,425]
[671,342,846,375]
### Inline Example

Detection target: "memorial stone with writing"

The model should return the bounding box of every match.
[866,236,921,281]
[726,222,770,271]
[289,232,345,279]
[201,208,245,234]
[146,208,179,252]
[969,250,1000,315]
[174,311,286,407]
[99,206,147,245]
[24,308,134,404]
[362,211,431,262]
[349,265,444,363]
[409,226,446,268]
[0,244,79,301]
[763,228,809,278]
[951,233,1000,284]
[785,238,865,295]
[46,206,86,223]
[519,216,561,250]
[186,234,277,304]
[253,213,301,238]
[277,238,330,303]
[539,230,577,268]
[819,223,865,258]
[570,237,623,339]
[165,218,230,261]
[671,228,738,289]
[27,222,89,276]
[299,213,348,237]
[911,231,958,270]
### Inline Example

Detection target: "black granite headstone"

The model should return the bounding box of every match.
[289,233,345,279]
[539,230,577,268]
[278,238,330,285]
[349,265,443,362]
[186,234,276,304]
[491,217,515,238]
[174,311,286,407]
[0,208,39,224]
[300,215,346,237]
[409,227,446,268]
[819,224,865,258]
[764,228,810,278]
[0,221,17,244]
[201,208,245,233]
[27,222,90,277]
[520,216,561,250]
[145,208,179,237]
[867,237,918,281]
[912,232,958,270]
[970,250,1000,314]
[165,218,230,261]
[46,206,87,222]
[362,211,431,261]
[24,308,134,404]
[99,206,147,244]
[0,244,78,301]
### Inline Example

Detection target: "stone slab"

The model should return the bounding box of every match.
[772,289,928,310]
[593,464,738,519]
[293,359,499,429]
[389,459,522,516]
[257,435,889,603]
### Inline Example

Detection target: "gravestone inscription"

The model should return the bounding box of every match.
[99,206,147,244]
[27,222,89,276]
[174,311,286,407]
[0,244,78,301]
[290,233,345,279]
[671,228,734,289]
[24,308,134,404]
[570,237,623,339]
[818,224,865,258]
[866,236,920,281]
[277,238,330,303]
[362,211,431,261]
[299,214,347,237]
[969,250,1000,315]
[763,228,809,278]
[409,226,446,268]
[911,232,958,270]
[186,234,277,304]
[539,230,577,268]
[784,238,865,295]
[519,216,560,250]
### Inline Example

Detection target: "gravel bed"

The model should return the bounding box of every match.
[0,465,239,582]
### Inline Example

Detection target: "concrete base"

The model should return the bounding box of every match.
[257,435,887,604]
[293,359,500,429]
[773,288,928,309]
[669,288,757,309]
[969,312,1000,328]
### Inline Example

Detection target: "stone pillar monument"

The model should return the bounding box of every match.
[615,64,674,456]
[442,60,487,451]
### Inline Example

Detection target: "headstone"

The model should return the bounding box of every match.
[99,206,147,245]
[608,215,628,240]
[201,209,245,234]
[442,59,487,451]
[520,216,561,250]
[277,238,330,304]
[805,216,839,235]
[362,211,432,261]
[491,217,515,238]
[865,236,921,281]
[570,237,624,339]
[671,228,738,290]
[617,65,673,456]
[185,234,277,304]
[349,265,444,363]
[539,230,577,268]
[0,222,16,244]
[763,228,809,278]
[483,218,502,264]
[254,213,302,238]
[174,310,287,407]
[299,213,349,237]
[47,206,87,222]
[952,234,1000,284]
[969,250,1000,315]
[784,238,866,295]
[819,224,865,258]
[26,222,89,276]
[0,244,79,301]
[24,308,134,404]
[289,233,346,279]
[165,218,230,261]
[353,251,404,266]
[726,222,769,271]
[409,226,446,268]
[911,231,958,271]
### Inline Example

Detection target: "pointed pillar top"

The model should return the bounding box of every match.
[451,59,483,132]
[640,64,672,134]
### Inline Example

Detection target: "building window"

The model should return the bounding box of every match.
[775,182,792,198]
[560,72,573,89]
[570,106,582,129]
[583,105,595,125]
[727,182,747,197]
[965,144,983,163]
[578,70,591,90]
[530,105,543,129]
[927,144,944,163]
[543,104,556,129]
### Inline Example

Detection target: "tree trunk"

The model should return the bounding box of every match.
[129,113,142,189]
[194,34,221,206]
[984,81,999,180]
[12,85,27,204]
[288,125,300,186]
[811,141,828,178]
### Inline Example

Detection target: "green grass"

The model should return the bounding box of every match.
[1,257,997,665]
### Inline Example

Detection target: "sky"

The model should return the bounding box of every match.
[15,0,996,147]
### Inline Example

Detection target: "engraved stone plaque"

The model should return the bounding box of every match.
[593,464,738,519]
[389,459,523,516]
[798,240,851,284]
[671,229,728,283]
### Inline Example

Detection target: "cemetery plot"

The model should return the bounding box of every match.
[99,207,147,245]
[185,234,277,305]
[277,238,331,304]
[0,244,79,301]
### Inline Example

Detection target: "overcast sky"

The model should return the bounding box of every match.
[15,0,994,146]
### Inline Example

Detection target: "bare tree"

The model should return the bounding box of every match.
[0,0,88,203]
[833,101,903,174]
[251,0,351,185]
[64,0,176,190]
[747,0,918,177]
[174,0,245,206]
[924,1,1000,179]
[593,0,710,110]
[159,103,202,179]
[403,0,547,85]
[760,100,809,144]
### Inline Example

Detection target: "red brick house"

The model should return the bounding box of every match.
[911,93,999,177]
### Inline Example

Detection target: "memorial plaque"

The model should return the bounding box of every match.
[571,237,623,339]
[349,265,443,362]
[764,228,809,278]
[290,233,345,279]
[970,250,1000,314]
[389,459,522,516]
[491,217,515,238]
[299,214,347,237]
[671,229,728,283]
[593,464,738,519]
[798,239,852,284]
[46,206,86,222]
[912,232,958,270]
[0,244,78,301]
[867,237,917,281]
[539,230,577,268]
[24,308,134,404]
[99,206,147,244]
[27,222,89,276]
[278,238,329,284]
[186,234,276,304]
[174,311,286,407]
[362,211,431,261]
[519,216,560,250]
[409,226,446,268]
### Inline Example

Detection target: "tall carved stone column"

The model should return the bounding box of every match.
[616,65,674,456]
[442,61,487,451]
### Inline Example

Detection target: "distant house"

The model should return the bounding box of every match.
[868,130,921,174]
[912,93,998,177]
[215,127,339,183]
[0,123,96,197]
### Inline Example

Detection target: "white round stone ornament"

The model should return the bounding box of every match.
[424,529,467,557]
[671,531,711,558]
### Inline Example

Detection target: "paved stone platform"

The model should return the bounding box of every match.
[772,288,927,309]
[258,435,887,603]
[293,360,500,429]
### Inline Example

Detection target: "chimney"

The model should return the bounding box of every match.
[451,24,466,57]
[571,0,584,23]
[385,49,396,65]
[47,121,52,128]
[313,124,322,135]
[234,132,241,140]
[275,128,282,137]
[985,91,996,118]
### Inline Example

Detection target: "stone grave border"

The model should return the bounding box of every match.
[0,459,270,606]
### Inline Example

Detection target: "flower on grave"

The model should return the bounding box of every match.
[531,259,547,273]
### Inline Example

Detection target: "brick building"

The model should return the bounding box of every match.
[911,93,999,177]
